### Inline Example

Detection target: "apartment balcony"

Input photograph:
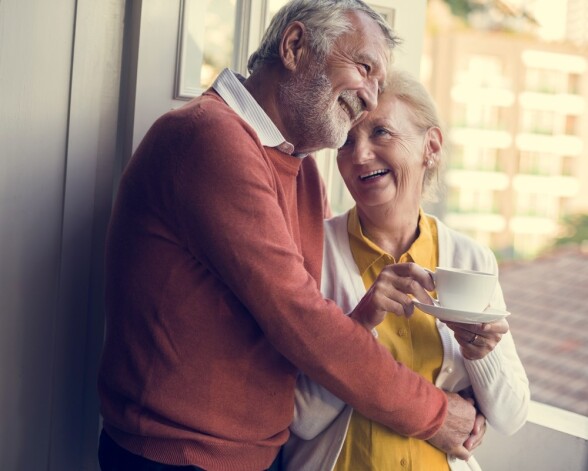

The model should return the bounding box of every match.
[446,169,509,190]
[522,49,588,74]
[513,173,580,197]
[516,133,584,155]
[451,128,512,149]
[445,212,506,233]
[519,91,586,115]
[510,215,559,236]
[451,84,515,107]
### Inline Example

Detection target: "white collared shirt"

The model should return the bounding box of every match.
[212,68,299,156]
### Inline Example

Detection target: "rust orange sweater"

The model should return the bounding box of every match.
[98,90,447,471]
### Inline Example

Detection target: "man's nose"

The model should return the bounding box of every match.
[358,77,379,112]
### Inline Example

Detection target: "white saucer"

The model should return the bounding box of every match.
[413,299,510,324]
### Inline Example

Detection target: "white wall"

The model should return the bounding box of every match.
[0,0,125,469]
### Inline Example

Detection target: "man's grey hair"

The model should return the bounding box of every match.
[247,0,400,74]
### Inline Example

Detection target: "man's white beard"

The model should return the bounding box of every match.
[279,65,350,152]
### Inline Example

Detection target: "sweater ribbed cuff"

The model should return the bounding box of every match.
[464,343,504,388]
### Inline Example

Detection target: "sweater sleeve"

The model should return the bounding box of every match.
[437,220,530,435]
[464,260,529,435]
[172,105,447,439]
[291,214,378,440]
[464,333,530,435]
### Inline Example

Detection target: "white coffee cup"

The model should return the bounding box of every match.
[429,267,497,312]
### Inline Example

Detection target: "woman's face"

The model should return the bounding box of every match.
[337,94,430,211]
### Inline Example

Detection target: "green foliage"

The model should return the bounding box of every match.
[442,0,475,19]
[554,213,588,247]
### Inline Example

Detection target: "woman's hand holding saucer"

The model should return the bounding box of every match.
[444,318,509,360]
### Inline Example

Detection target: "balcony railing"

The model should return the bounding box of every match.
[475,401,588,470]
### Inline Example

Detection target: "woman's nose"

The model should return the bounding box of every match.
[351,142,375,164]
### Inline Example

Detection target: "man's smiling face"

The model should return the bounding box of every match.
[279,10,390,153]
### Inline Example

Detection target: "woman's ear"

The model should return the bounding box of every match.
[424,126,443,166]
[279,21,307,71]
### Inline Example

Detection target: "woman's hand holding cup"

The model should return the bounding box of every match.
[426,267,507,359]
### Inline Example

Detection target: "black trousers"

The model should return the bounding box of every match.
[98,429,283,471]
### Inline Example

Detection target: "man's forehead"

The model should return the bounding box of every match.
[345,9,392,47]
[340,14,392,60]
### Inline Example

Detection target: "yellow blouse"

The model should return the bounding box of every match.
[333,207,449,471]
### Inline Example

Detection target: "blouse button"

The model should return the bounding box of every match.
[398,328,408,337]
[400,458,408,467]
[445,367,453,374]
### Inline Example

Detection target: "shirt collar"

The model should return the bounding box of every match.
[211,68,297,156]
[347,207,436,276]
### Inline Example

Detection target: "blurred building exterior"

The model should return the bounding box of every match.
[421,0,588,422]
[422,1,588,260]
[566,0,588,45]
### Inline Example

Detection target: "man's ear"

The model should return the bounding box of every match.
[279,21,307,71]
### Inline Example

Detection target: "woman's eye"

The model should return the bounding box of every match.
[339,138,352,148]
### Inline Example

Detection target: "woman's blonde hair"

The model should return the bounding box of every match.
[384,67,445,201]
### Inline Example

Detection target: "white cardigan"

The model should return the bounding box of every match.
[283,212,530,471]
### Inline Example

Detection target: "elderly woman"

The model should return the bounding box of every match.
[283,68,530,471]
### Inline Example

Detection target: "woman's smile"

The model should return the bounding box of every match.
[359,168,391,182]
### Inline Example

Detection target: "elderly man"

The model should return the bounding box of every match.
[97,1,480,470]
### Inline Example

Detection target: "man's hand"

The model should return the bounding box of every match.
[427,392,476,460]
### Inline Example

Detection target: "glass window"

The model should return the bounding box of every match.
[175,0,238,99]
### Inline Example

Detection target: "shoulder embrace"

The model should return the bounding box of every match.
[157,93,260,152]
